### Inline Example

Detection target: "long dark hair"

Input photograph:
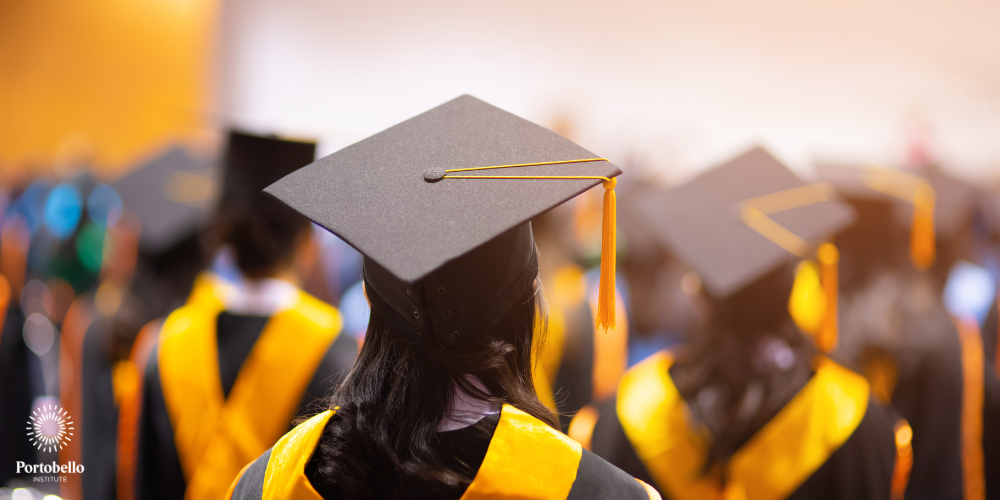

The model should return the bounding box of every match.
[307,287,556,499]
[671,264,816,472]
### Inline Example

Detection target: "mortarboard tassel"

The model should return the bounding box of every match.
[789,260,825,336]
[817,243,839,353]
[437,156,617,331]
[910,183,936,270]
[597,178,617,332]
[891,419,914,500]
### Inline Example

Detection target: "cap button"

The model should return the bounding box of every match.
[423,167,446,182]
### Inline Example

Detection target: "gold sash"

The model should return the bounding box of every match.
[159,290,342,500]
[185,271,234,310]
[617,350,869,500]
[954,316,986,500]
[117,271,231,500]
[237,404,657,499]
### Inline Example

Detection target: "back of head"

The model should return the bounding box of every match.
[213,131,316,278]
[674,262,816,470]
[309,224,556,499]
[261,95,622,499]
[835,198,910,292]
[636,148,854,472]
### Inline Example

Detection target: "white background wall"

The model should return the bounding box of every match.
[214,0,1000,183]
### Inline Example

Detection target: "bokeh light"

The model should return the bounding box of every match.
[43,184,83,239]
[75,222,106,272]
[20,280,53,318]
[87,184,123,228]
[23,313,55,356]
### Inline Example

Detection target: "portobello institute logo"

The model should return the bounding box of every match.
[26,404,74,452]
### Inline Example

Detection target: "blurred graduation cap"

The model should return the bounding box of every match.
[815,163,976,270]
[114,146,218,253]
[637,147,854,298]
[219,131,316,206]
[265,95,621,350]
[634,147,855,351]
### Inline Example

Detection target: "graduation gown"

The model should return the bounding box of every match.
[226,404,660,500]
[136,288,355,500]
[0,301,42,487]
[581,350,898,500]
[974,302,1000,500]
[51,272,232,500]
[534,266,628,431]
[884,319,967,500]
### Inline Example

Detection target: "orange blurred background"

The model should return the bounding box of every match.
[0,0,220,177]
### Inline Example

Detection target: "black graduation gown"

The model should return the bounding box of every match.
[889,325,965,500]
[78,314,121,500]
[552,298,598,430]
[229,405,658,500]
[977,303,1000,500]
[586,352,897,500]
[0,304,43,487]
[541,274,628,432]
[136,310,357,500]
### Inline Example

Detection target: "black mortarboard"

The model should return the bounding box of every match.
[814,163,976,238]
[920,167,977,240]
[220,131,316,205]
[114,146,217,253]
[635,147,855,299]
[265,95,621,350]
[815,163,975,271]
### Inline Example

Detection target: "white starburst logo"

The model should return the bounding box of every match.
[26,404,74,452]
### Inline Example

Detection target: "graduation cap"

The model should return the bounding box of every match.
[634,147,855,351]
[921,167,977,241]
[114,146,217,253]
[220,131,316,205]
[265,95,621,351]
[814,163,975,271]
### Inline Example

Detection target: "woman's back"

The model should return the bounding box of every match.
[227,95,656,499]
[229,406,658,500]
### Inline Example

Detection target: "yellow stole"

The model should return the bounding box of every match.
[185,271,235,310]
[159,290,343,500]
[238,405,604,500]
[117,271,232,500]
[618,350,869,500]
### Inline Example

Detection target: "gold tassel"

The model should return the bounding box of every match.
[789,260,825,335]
[597,178,617,332]
[817,243,839,353]
[891,419,914,500]
[910,183,936,270]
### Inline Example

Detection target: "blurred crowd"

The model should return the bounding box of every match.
[0,110,999,500]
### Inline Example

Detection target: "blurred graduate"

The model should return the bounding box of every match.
[576,148,903,500]
[135,132,357,500]
[820,163,993,500]
[226,95,659,499]
[61,145,222,500]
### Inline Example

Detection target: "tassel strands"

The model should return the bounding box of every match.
[910,183,936,270]
[817,243,839,353]
[597,178,617,332]
[436,157,618,332]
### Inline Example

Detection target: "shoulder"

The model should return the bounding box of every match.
[479,406,660,499]
[160,304,216,338]
[568,449,661,500]
[227,410,335,500]
[286,292,343,333]
[616,350,675,432]
[619,350,673,395]
[810,358,871,420]
[227,448,271,500]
